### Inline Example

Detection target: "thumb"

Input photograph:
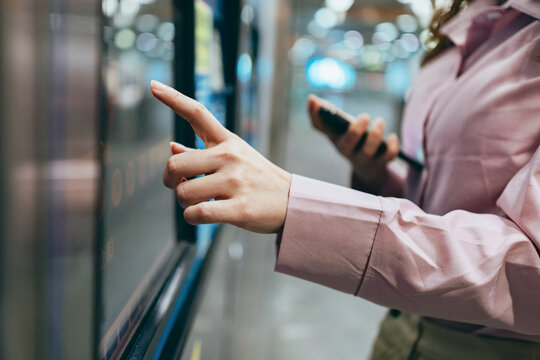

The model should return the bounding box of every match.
[151,80,230,146]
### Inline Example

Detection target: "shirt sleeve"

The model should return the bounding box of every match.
[275,147,540,336]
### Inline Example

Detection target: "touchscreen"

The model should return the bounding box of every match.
[99,0,177,358]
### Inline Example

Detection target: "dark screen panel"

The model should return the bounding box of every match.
[98,1,178,358]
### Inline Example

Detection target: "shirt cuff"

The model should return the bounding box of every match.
[275,174,383,294]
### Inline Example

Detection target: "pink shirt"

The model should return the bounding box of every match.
[276,0,540,342]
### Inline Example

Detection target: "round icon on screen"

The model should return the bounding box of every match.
[126,161,136,196]
[111,168,122,208]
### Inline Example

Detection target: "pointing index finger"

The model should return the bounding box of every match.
[151,80,229,146]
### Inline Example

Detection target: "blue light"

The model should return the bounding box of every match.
[385,61,410,95]
[305,57,356,90]
[237,53,253,83]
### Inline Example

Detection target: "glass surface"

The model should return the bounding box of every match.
[237,2,260,147]
[99,0,176,358]
[194,0,226,245]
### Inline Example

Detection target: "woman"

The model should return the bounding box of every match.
[152,0,540,357]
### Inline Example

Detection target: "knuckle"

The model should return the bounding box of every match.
[220,142,242,162]
[185,204,205,225]
[184,207,198,225]
[176,183,189,206]
[172,88,182,101]
[352,124,365,137]
[166,156,178,172]
[192,101,207,116]
[227,170,243,189]
[196,203,212,222]
[221,150,237,162]
[362,143,376,156]
[370,130,383,142]
[163,157,178,187]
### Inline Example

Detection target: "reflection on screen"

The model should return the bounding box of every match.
[194,0,226,245]
[99,1,176,359]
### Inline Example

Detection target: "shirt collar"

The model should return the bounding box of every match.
[440,0,540,47]
[508,0,540,20]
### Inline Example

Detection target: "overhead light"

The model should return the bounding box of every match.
[115,28,136,50]
[135,14,159,32]
[325,0,354,12]
[241,5,255,25]
[120,0,140,17]
[344,31,364,50]
[237,53,253,83]
[307,20,328,38]
[136,32,158,52]
[314,7,338,29]
[157,22,175,42]
[396,14,418,33]
[375,22,399,42]
[392,40,409,59]
[306,57,356,90]
[410,0,434,27]
[400,33,420,52]
[102,0,118,17]
[289,36,317,65]
[362,46,383,71]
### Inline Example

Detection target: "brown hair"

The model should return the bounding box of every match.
[422,0,508,65]
[422,0,471,65]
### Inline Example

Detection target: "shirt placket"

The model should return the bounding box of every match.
[415,6,511,208]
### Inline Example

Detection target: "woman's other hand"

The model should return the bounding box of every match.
[307,94,399,194]
[152,81,292,234]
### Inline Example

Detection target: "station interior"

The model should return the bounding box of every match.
[1,0,436,359]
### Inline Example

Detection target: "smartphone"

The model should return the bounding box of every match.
[318,107,423,172]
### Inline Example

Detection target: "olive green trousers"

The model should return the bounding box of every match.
[369,312,540,360]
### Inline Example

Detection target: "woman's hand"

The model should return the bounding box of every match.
[307,95,399,194]
[152,81,292,234]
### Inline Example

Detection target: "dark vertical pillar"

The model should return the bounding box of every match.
[221,0,241,133]
[173,0,197,243]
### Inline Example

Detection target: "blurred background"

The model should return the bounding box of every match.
[0,0,438,359]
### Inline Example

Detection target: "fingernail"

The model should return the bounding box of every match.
[151,80,167,93]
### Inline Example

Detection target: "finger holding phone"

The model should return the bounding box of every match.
[307,94,400,195]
